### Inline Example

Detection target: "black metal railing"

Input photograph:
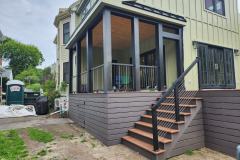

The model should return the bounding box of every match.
[91,64,104,92]
[80,71,88,93]
[112,63,134,91]
[140,65,157,90]
[151,57,200,151]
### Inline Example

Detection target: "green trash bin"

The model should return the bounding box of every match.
[6,80,24,105]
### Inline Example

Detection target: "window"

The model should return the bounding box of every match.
[63,22,70,44]
[205,0,225,15]
[198,44,235,89]
[163,26,179,35]
[63,62,69,84]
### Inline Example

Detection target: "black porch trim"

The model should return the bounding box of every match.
[103,9,113,92]
[122,1,186,22]
[86,30,93,92]
[69,48,73,93]
[76,40,81,93]
[132,17,141,91]
[156,24,165,91]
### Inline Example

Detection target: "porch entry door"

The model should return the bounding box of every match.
[198,44,235,89]
[163,38,181,88]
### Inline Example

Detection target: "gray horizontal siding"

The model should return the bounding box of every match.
[169,108,205,157]
[69,92,161,146]
[199,90,240,158]
[69,93,109,144]
[106,92,161,145]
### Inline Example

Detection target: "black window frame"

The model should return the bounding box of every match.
[63,22,70,44]
[63,62,70,84]
[205,0,225,16]
[198,43,235,89]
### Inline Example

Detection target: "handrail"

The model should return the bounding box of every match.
[151,57,200,151]
[112,63,134,67]
[151,57,200,110]
[80,71,88,75]
[140,65,157,68]
[91,64,104,71]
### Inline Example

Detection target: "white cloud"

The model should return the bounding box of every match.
[238,0,240,13]
[0,0,76,68]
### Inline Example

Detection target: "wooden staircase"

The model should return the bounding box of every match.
[122,96,202,160]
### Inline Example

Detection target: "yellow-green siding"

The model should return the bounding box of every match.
[101,0,240,89]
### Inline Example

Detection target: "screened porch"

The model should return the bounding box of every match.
[69,9,183,93]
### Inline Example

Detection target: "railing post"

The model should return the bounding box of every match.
[174,83,180,122]
[151,108,159,151]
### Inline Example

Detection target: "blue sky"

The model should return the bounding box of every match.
[0,0,75,68]
[0,0,240,68]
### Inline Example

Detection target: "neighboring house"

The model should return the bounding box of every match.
[54,1,81,91]
[2,68,13,80]
[58,0,240,159]
[54,8,71,90]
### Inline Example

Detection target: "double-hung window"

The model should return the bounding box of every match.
[205,0,225,16]
[63,22,70,44]
[198,44,235,89]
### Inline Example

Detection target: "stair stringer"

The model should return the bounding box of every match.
[161,100,203,159]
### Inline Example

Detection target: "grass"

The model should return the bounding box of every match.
[27,128,54,143]
[0,130,28,159]
[60,133,74,140]
[37,149,47,156]
[185,149,194,156]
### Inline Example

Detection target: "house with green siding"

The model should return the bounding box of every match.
[55,0,240,159]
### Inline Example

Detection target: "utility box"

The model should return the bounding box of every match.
[6,80,24,105]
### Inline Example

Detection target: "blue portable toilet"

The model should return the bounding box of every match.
[6,80,24,105]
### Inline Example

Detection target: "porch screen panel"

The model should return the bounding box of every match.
[224,49,235,88]
[212,47,225,86]
[198,45,208,87]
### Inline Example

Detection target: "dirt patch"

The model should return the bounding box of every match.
[17,123,235,160]
[19,129,45,156]
[169,148,235,160]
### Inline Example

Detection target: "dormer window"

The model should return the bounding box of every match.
[63,22,70,44]
[205,0,225,16]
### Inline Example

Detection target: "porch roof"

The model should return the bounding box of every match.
[66,0,187,49]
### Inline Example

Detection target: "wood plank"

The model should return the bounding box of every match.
[161,103,197,108]
[166,97,203,100]
[135,121,179,134]
[147,109,191,116]
[129,128,172,143]
[122,136,165,155]
[142,115,185,124]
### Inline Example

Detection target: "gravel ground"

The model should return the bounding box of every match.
[16,122,235,160]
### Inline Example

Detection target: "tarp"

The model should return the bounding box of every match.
[0,105,36,118]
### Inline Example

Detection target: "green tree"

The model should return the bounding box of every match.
[43,80,60,108]
[0,38,44,76]
[15,67,43,85]
[26,83,41,92]
[41,67,53,83]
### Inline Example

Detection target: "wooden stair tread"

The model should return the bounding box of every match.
[129,128,172,143]
[161,103,197,108]
[147,109,191,116]
[143,115,185,124]
[135,121,179,134]
[166,97,203,100]
[122,136,165,155]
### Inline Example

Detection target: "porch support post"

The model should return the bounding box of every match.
[132,17,141,91]
[76,40,81,93]
[103,9,112,93]
[86,30,93,93]
[69,48,73,94]
[178,28,184,76]
[156,23,165,91]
